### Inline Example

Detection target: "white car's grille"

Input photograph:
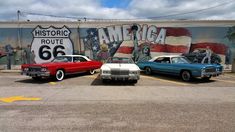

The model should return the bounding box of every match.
[29,67,41,72]
[205,67,216,72]
[111,69,129,75]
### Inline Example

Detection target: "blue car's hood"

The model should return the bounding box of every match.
[176,63,221,69]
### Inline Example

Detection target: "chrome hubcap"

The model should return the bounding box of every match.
[56,70,64,80]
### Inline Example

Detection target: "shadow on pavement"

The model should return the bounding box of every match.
[90,75,137,86]
[141,72,216,84]
[15,72,93,84]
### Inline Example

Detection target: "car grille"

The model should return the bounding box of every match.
[111,69,129,75]
[205,67,216,72]
[29,67,41,72]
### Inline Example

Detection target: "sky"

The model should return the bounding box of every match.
[0,0,235,21]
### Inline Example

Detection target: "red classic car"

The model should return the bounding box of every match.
[21,55,102,81]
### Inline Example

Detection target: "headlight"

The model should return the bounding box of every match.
[130,71,139,74]
[41,67,48,72]
[24,68,29,71]
[201,69,205,73]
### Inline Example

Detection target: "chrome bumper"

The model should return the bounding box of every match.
[21,71,50,77]
[100,74,140,80]
[201,71,222,77]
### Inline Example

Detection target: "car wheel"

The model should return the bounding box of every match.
[89,69,95,75]
[32,76,42,80]
[145,67,152,75]
[181,70,191,82]
[55,70,65,81]
[132,80,138,84]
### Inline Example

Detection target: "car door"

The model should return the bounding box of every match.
[59,56,75,74]
[73,56,91,72]
[152,57,172,74]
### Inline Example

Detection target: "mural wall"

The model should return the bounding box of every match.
[0,26,79,66]
[0,22,235,71]
[79,24,235,70]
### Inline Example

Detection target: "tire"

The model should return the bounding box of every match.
[132,80,138,84]
[89,69,95,75]
[32,76,42,80]
[55,69,65,81]
[181,70,191,82]
[145,67,152,75]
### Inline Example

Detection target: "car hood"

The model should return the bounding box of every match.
[22,62,67,68]
[178,63,222,69]
[101,63,140,71]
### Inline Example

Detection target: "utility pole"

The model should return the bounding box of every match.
[17,10,20,21]
[17,10,22,64]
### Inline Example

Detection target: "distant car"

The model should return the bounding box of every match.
[183,48,221,64]
[137,55,223,81]
[21,55,102,81]
[100,57,140,83]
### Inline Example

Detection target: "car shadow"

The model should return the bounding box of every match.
[141,72,216,84]
[15,78,54,84]
[15,72,92,84]
[90,75,137,86]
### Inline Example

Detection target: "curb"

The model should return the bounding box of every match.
[0,70,21,73]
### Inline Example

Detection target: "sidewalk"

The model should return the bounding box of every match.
[0,69,21,73]
[0,65,21,73]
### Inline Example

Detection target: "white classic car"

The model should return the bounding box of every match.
[100,57,140,83]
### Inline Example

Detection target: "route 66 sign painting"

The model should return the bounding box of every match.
[31,25,74,63]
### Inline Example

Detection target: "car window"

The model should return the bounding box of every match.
[154,57,170,63]
[73,57,87,62]
[106,57,134,63]
[154,57,164,63]
[52,56,72,62]
[172,57,190,64]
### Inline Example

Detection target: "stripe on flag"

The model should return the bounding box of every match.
[113,27,192,58]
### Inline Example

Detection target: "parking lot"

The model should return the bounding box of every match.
[1,71,234,87]
[0,71,235,131]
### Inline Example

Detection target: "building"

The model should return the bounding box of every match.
[0,20,235,71]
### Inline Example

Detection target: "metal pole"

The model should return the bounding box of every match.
[17,10,22,64]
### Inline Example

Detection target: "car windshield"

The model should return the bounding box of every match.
[106,57,134,64]
[171,57,191,64]
[52,56,72,62]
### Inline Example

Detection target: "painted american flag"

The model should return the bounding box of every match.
[113,27,192,59]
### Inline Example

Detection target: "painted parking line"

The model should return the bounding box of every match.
[49,82,57,85]
[212,78,235,84]
[85,75,99,79]
[141,75,189,86]
[0,96,41,103]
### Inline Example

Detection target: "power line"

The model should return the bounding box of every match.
[148,0,235,19]
[20,11,82,20]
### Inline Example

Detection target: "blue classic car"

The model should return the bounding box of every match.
[137,55,223,81]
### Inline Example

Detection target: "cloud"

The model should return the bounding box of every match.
[0,0,234,21]
[129,0,235,19]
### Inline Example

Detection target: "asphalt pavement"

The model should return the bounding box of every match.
[0,72,235,131]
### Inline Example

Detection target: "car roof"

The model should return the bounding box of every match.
[149,55,183,61]
[58,55,91,61]
[61,55,85,57]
